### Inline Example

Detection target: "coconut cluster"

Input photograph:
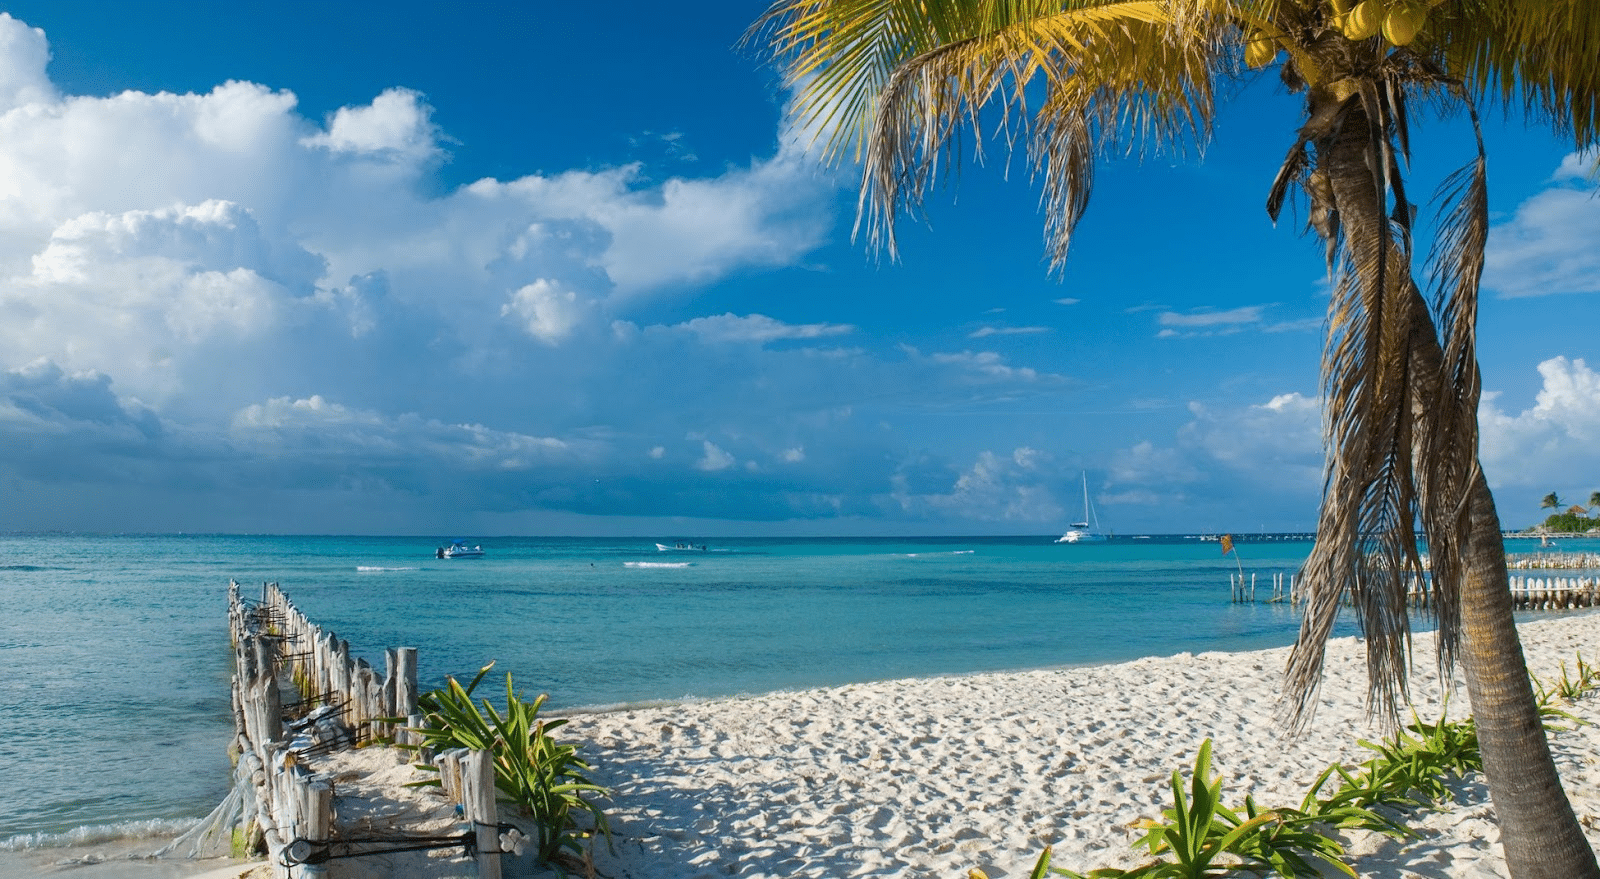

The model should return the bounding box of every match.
[1332,0,1430,46]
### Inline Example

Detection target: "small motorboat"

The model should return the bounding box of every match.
[655,542,708,552]
[439,540,485,559]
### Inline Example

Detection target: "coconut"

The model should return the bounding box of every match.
[1382,3,1427,45]
[1342,0,1384,40]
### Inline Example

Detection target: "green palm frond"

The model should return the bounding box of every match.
[1441,0,1600,148]
[752,0,1225,267]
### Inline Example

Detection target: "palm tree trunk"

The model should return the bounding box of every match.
[1319,98,1599,879]
[1456,472,1599,879]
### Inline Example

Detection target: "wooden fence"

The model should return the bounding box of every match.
[225,580,504,879]
[1230,572,1600,611]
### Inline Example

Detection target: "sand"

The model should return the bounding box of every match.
[10,612,1599,878]
[557,613,1600,879]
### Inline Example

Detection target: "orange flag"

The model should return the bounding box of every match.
[1220,534,1234,555]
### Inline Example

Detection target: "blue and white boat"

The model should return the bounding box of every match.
[439,540,485,558]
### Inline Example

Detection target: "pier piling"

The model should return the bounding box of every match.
[217,580,503,878]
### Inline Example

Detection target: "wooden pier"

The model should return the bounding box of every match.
[166,581,507,878]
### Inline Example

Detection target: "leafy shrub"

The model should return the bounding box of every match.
[404,662,610,868]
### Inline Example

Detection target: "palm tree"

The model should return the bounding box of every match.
[750,2,1600,877]
[1543,491,1564,510]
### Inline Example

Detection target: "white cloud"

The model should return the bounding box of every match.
[925,349,1044,382]
[1480,356,1600,489]
[696,440,736,471]
[460,149,833,300]
[677,312,854,344]
[5,200,330,401]
[0,13,844,427]
[892,448,1066,523]
[301,88,440,163]
[1099,391,1326,529]
[1551,147,1599,182]
[969,326,1050,338]
[1156,305,1265,338]
[502,279,586,343]
[1483,164,1600,297]
[0,14,55,110]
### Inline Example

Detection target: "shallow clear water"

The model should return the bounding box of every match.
[0,532,1586,847]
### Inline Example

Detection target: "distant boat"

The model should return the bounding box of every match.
[1056,473,1108,544]
[656,542,708,552]
[439,540,485,559]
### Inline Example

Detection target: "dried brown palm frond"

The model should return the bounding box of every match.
[1282,60,1495,731]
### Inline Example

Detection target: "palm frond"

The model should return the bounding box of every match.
[753,0,1224,266]
[1284,79,1435,731]
[1412,95,1491,679]
[1440,0,1600,149]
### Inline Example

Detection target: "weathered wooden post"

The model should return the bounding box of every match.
[296,776,332,879]
[463,749,502,879]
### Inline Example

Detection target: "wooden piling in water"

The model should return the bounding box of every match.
[1227,568,1600,611]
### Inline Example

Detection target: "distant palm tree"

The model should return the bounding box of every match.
[751,2,1600,876]
[1543,492,1564,510]
[1589,491,1600,512]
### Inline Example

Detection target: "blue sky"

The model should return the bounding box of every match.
[1,1,1597,537]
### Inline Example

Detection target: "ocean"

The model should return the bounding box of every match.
[0,531,1584,859]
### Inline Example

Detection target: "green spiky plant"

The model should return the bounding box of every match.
[1005,652,1600,879]
[403,662,610,869]
[1039,740,1356,879]
[1535,651,1600,705]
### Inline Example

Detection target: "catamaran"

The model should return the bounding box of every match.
[1056,473,1107,543]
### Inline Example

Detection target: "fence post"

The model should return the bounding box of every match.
[464,749,502,879]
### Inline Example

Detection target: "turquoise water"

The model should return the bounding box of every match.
[0,532,1585,848]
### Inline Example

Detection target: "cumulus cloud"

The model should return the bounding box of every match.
[1100,391,1326,529]
[502,279,587,343]
[1483,151,1600,298]
[695,440,736,472]
[1480,357,1600,493]
[0,13,55,110]
[301,87,440,163]
[891,447,1066,523]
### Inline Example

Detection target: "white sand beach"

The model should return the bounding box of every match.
[559,612,1600,879]
[9,612,1599,879]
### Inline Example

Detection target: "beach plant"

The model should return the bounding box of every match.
[1293,763,1410,839]
[402,661,610,869]
[1535,651,1600,705]
[1302,710,1483,818]
[1039,740,1355,879]
[1531,676,1587,733]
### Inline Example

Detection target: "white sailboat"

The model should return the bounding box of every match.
[1056,473,1107,543]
